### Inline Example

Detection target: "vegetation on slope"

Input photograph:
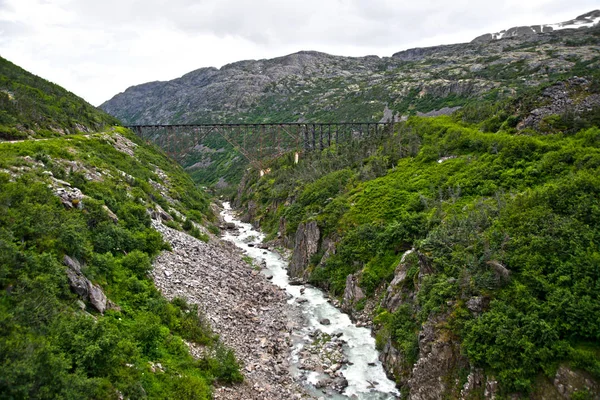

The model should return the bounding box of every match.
[0,125,241,397]
[101,25,600,190]
[235,84,600,396]
[0,56,119,140]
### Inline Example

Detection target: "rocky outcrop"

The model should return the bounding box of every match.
[519,77,600,131]
[240,200,258,227]
[379,339,405,383]
[51,178,85,209]
[382,249,415,312]
[472,10,600,43]
[288,221,320,279]
[342,273,365,312]
[63,255,111,314]
[407,314,467,400]
[150,219,307,400]
[278,217,293,248]
[552,365,599,398]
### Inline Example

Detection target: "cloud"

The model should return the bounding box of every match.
[0,0,598,105]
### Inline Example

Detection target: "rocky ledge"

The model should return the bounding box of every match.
[150,219,310,399]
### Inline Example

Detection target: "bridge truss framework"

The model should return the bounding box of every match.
[127,122,395,170]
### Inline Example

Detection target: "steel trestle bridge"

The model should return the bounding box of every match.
[127,122,395,170]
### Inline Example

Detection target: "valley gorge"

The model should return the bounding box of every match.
[1,7,600,400]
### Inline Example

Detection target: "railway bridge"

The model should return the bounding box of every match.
[127,122,395,170]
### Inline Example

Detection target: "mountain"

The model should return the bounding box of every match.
[233,75,600,399]
[100,11,600,189]
[473,9,600,42]
[101,10,600,126]
[0,56,119,140]
[0,58,249,398]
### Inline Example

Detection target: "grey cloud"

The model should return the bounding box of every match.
[62,0,600,50]
[0,21,33,39]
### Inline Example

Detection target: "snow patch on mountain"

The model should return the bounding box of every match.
[473,10,600,43]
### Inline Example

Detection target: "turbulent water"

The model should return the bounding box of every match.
[221,203,399,399]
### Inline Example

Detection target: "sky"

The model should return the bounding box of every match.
[0,0,598,106]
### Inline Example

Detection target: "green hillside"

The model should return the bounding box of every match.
[0,56,119,140]
[235,82,600,397]
[0,59,241,398]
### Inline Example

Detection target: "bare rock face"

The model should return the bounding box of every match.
[459,369,486,399]
[379,339,407,386]
[240,200,258,227]
[407,314,467,400]
[466,296,489,316]
[342,273,365,312]
[278,217,293,248]
[317,238,336,268]
[65,267,88,298]
[102,205,119,223]
[382,249,415,312]
[288,221,319,279]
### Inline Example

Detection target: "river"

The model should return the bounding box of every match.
[221,203,399,399]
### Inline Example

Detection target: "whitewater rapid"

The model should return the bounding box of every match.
[221,203,399,399]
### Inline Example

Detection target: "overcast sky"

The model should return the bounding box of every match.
[0,0,598,105]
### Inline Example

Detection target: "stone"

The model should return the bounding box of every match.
[288,278,304,286]
[466,296,488,315]
[149,218,308,399]
[66,268,89,298]
[63,255,111,314]
[342,273,365,312]
[87,281,108,314]
[288,221,319,278]
[63,255,82,273]
[319,318,331,326]
[102,205,119,223]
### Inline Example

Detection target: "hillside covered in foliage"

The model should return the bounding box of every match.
[0,56,119,140]
[0,59,242,398]
[235,78,600,398]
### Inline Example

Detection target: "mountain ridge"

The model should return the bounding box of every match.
[473,9,600,43]
[100,11,600,188]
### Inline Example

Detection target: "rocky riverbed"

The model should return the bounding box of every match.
[221,203,400,400]
[150,218,310,400]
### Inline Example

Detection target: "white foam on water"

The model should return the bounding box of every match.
[221,202,400,400]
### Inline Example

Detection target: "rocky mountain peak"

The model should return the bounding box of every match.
[472,9,600,43]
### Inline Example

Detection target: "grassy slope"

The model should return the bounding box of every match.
[0,129,242,399]
[0,56,119,140]
[237,89,600,396]
[0,57,241,398]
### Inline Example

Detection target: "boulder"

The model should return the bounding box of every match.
[66,268,89,298]
[102,205,119,223]
[87,281,108,314]
[63,255,111,314]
